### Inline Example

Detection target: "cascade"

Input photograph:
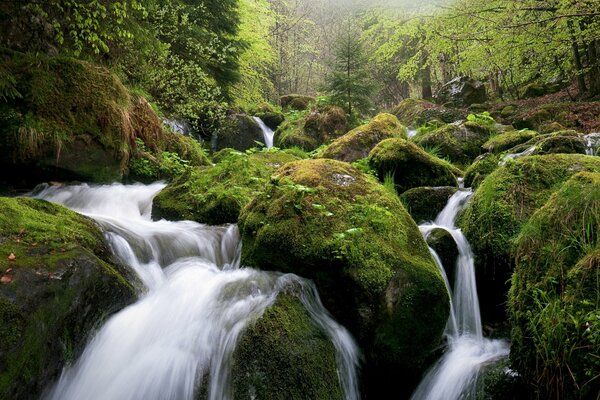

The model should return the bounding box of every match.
[253,117,275,149]
[34,183,360,400]
[411,189,509,400]
[584,132,600,156]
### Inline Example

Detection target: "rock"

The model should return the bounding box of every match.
[458,154,600,321]
[0,197,135,399]
[280,94,315,111]
[391,98,464,127]
[503,131,587,158]
[399,186,457,223]
[434,76,487,107]
[482,130,538,154]
[368,138,459,193]
[509,172,600,399]
[424,228,458,287]
[256,111,285,130]
[475,358,525,400]
[238,159,449,395]
[232,292,343,400]
[318,113,407,163]
[413,121,495,165]
[519,82,561,99]
[216,114,264,152]
[152,150,299,224]
[464,153,499,189]
[500,105,516,118]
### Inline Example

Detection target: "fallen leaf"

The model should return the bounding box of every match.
[5,268,12,274]
[31,242,38,247]
[8,253,16,261]
[1,275,12,284]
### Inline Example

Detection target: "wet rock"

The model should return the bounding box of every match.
[434,77,487,107]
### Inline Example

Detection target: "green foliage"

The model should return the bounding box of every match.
[466,111,495,126]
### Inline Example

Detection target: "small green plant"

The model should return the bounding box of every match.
[383,171,396,195]
[466,111,495,126]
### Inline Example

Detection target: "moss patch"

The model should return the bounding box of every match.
[152,149,299,224]
[464,153,500,189]
[482,130,538,154]
[399,186,457,223]
[368,138,458,194]
[318,113,407,163]
[392,98,464,127]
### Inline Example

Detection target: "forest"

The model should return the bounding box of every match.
[0,0,598,400]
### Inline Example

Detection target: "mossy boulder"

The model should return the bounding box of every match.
[509,172,600,399]
[318,113,407,163]
[275,106,348,151]
[232,292,343,400]
[216,114,264,152]
[152,150,299,224]
[434,76,487,107]
[482,130,538,154]
[458,154,600,320]
[238,159,449,394]
[256,111,285,130]
[413,121,495,165]
[463,153,499,189]
[391,98,464,127]
[500,105,516,118]
[399,186,457,223]
[504,130,587,157]
[0,197,134,399]
[424,228,458,287]
[475,357,525,400]
[280,94,315,111]
[368,138,458,194]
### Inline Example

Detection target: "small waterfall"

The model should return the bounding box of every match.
[411,189,509,400]
[34,183,360,400]
[499,145,536,165]
[407,129,418,138]
[584,132,600,156]
[253,116,275,148]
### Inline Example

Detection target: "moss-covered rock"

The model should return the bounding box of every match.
[475,357,526,400]
[482,130,538,154]
[216,114,264,152]
[0,197,134,399]
[509,172,600,399]
[318,113,407,163]
[238,159,449,394]
[275,106,348,151]
[368,138,458,194]
[391,98,464,127]
[280,94,315,111]
[434,76,487,107]
[424,228,458,287]
[464,153,500,189]
[413,121,495,165]
[399,186,457,223]
[232,292,343,400]
[256,111,285,130]
[500,105,516,118]
[503,130,587,157]
[152,150,299,224]
[458,154,600,320]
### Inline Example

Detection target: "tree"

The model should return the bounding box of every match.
[324,19,375,115]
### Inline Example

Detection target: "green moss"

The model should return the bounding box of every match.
[232,292,343,400]
[318,113,407,163]
[509,172,600,399]
[399,186,457,223]
[392,98,464,127]
[500,105,516,118]
[152,150,299,224]
[280,94,315,111]
[482,130,538,153]
[464,153,500,189]
[368,138,458,194]
[239,159,449,382]
[459,154,600,319]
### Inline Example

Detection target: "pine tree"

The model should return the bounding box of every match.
[325,20,375,115]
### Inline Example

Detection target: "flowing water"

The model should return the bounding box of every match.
[253,117,275,149]
[33,182,360,400]
[584,132,600,156]
[411,189,509,400]
[499,145,537,165]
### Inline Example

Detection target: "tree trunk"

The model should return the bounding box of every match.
[587,39,600,95]
[568,21,587,94]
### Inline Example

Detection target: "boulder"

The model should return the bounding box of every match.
[216,114,264,152]
[463,153,499,189]
[509,172,600,399]
[368,138,459,193]
[280,94,315,111]
[238,159,449,395]
[0,197,134,399]
[424,228,459,288]
[318,113,407,163]
[391,98,464,127]
[482,130,538,154]
[434,77,487,107]
[458,154,600,320]
[503,131,587,158]
[152,150,299,224]
[399,186,457,223]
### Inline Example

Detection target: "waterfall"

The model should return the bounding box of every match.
[584,132,600,156]
[411,189,509,400]
[253,117,275,149]
[499,145,536,165]
[407,129,418,138]
[33,183,360,400]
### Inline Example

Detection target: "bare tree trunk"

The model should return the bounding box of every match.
[568,20,587,95]
[587,39,600,95]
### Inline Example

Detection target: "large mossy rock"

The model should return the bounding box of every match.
[275,106,348,151]
[399,186,457,223]
[424,228,458,288]
[463,153,500,189]
[413,121,495,165]
[318,113,407,163]
[482,130,538,154]
[391,98,464,127]
[368,138,459,194]
[216,114,264,152]
[0,197,134,399]
[238,159,449,395]
[509,172,600,399]
[458,154,600,320]
[280,94,314,111]
[232,292,343,400]
[152,150,299,224]
[434,76,487,107]
[0,51,206,186]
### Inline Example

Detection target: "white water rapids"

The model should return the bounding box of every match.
[411,190,510,400]
[33,182,360,400]
[253,117,275,149]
